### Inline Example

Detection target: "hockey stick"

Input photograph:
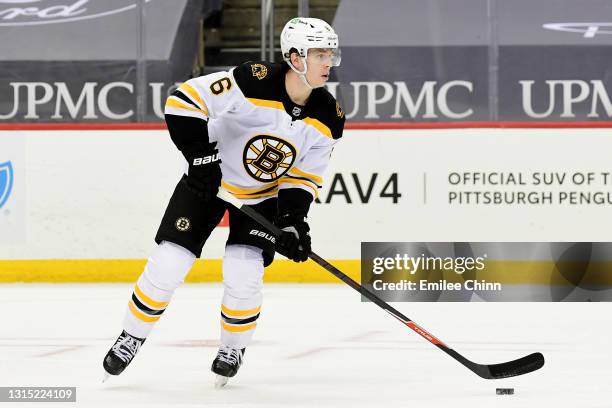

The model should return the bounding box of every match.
[217,188,545,379]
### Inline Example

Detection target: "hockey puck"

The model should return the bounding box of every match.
[496,388,514,395]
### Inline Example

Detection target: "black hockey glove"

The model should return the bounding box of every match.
[275,212,311,262]
[182,142,222,201]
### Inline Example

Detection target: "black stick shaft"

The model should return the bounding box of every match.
[220,190,544,379]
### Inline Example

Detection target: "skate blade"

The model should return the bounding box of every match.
[214,375,229,389]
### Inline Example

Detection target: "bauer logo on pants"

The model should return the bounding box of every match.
[0,161,14,209]
[249,229,276,243]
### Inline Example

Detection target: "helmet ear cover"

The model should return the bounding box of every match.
[286,47,304,62]
[286,47,308,76]
[291,47,303,55]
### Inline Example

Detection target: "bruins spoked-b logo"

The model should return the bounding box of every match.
[175,217,191,232]
[336,101,344,118]
[243,135,296,182]
[251,63,268,80]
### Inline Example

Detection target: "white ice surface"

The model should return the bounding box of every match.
[0,284,610,408]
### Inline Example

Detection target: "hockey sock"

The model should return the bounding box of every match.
[123,241,195,338]
[220,244,264,349]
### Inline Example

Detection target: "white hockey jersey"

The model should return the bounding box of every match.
[164,61,345,205]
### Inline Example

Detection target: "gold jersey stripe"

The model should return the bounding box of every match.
[303,117,332,138]
[288,166,323,184]
[129,301,161,323]
[165,98,208,116]
[230,189,279,199]
[278,178,318,198]
[221,321,257,332]
[221,304,261,317]
[178,82,208,114]
[134,284,169,309]
[221,180,278,195]
[247,98,285,111]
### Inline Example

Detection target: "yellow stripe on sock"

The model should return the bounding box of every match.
[128,301,161,323]
[221,321,257,332]
[221,304,261,318]
[134,284,169,309]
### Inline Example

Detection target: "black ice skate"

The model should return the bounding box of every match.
[211,345,245,388]
[102,330,145,381]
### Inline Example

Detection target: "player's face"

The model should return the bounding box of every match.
[305,48,335,88]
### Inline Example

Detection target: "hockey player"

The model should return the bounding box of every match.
[102,17,344,387]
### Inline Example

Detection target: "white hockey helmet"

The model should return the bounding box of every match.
[280,17,341,87]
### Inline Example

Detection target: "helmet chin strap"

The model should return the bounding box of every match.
[289,57,314,90]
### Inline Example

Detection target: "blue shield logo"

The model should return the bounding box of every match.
[0,161,14,209]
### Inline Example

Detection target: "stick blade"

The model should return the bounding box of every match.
[478,352,545,379]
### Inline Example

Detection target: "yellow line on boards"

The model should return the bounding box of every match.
[0,259,361,283]
[2,259,610,285]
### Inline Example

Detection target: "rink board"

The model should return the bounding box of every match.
[2,127,612,282]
